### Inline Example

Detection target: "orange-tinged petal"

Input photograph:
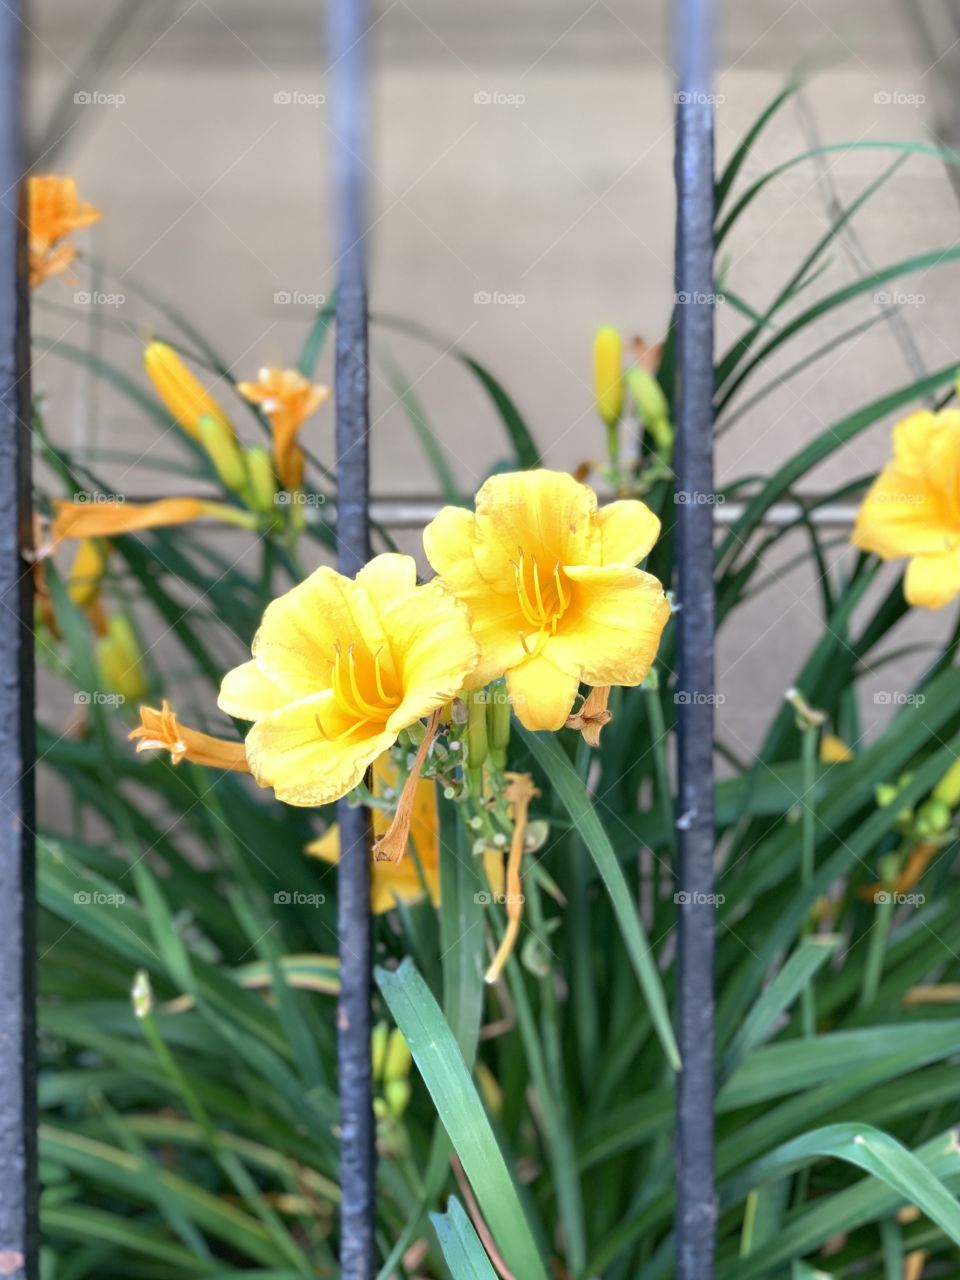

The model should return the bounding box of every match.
[244,691,394,807]
[237,367,329,490]
[53,497,207,541]
[598,500,661,565]
[904,549,960,609]
[506,651,581,731]
[130,701,248,771]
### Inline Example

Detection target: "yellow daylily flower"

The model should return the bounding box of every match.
[130,700,250,772]
[853,409,960,609]
[308,755,441,913]
[237,367,329,490]
[28,175,100,287]
[144,341,233,442]
[218,553,478,806]
[52,496,255,542]
[423,470,671,731]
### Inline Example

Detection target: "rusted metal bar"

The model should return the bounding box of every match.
[672,0,717,1273]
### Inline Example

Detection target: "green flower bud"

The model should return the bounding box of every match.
[933,759,960,810]
[199,412,248,496]
[466,689,489,772]
[383,1029,411,1083]
[245,445,278,514]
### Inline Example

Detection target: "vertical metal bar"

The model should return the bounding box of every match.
[0,4,36,1279]
[328,0,376,1274]
[673,0,716,1275]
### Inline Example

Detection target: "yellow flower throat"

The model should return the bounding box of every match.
[512,548,569,655]
[324,641,400,737]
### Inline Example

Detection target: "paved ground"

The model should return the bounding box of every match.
[26,0,960,758]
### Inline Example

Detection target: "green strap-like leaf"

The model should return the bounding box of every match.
[430,1197,500,1279]
[518,726,680,1070]
[375,959,549,1280]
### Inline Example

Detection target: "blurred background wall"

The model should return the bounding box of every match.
[26,0,960,757]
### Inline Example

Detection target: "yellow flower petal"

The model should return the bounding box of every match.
[472,469,600,587]
[250,565,386,703]
[852,407,960,611]
[506,651,581,731]
[598,500,661,565]
[904,549,960,609]
[382,580,479,731]
[244,692,394,807]
[356,552,419,612]
[558,565,671,686]
[218,660,288,719]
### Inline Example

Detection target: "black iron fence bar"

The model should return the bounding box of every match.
[673,0,717,1274]
[0,4,36,1279]
[328,0,377,1274]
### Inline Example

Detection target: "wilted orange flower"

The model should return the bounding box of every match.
[130,700,249,772]
[28,176,100,287]
[52,496,255,542]
[237,368,329,490]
